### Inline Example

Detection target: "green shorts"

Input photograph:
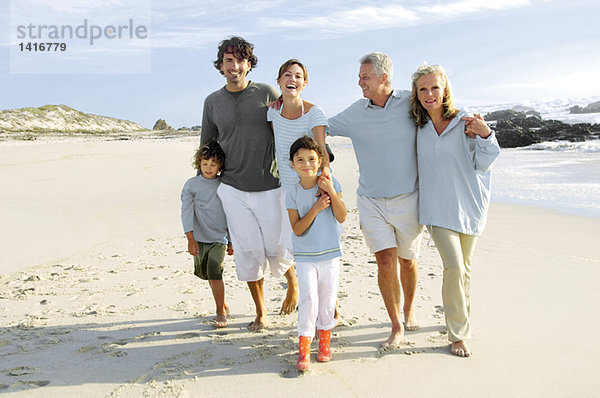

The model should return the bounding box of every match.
[193,242,226,280]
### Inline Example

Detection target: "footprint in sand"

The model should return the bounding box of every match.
[426,330,448,345]
[175,332,201,340]
[6,380,50,391]
[280,367,306,378]
[3,366,38,376]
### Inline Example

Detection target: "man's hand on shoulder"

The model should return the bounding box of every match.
[269,97,283,110]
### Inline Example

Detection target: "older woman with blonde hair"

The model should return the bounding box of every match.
[410,64,500,357]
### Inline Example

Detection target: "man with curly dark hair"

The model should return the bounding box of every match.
[201,36,299,332]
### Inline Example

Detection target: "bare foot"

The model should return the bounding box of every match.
[404,311,420,331]
[380,330,404,349]
[247,317,266,332]
[334,303,341,324]
[223,303,230,317]
[450,340,471,357]
[214,314,227,328]
[280,285,299,315]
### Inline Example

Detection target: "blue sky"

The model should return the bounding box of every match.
[1,0,599,129]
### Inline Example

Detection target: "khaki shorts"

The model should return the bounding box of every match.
[193,241,226,280]
[357,190,423,259]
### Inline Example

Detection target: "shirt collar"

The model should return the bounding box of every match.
[364,89,402,109]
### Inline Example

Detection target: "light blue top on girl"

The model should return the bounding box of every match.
[285,177,343,262]
[267,104,328,189]
[417,109,501,236]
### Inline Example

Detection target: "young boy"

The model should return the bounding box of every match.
[181,141,233,328]
[285,136,347,371]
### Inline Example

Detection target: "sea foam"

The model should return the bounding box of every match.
[525,140,600,153]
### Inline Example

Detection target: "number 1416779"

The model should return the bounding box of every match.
[19,42,67,51]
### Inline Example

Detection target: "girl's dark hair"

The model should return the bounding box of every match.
[193,140,226,170]
[213,36,258,75]
[289,135,323,161]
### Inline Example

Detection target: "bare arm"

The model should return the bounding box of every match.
[312,125,330,175]
[288,194,332,236]
[318,176,346,223]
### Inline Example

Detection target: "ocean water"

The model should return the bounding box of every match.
[465,96,600,218]
[469,95,600,125]
[492,141,600,218]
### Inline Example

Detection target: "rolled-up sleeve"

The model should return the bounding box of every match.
[474,132,501,172]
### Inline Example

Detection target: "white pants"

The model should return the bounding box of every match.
[278,187,294,253]
[296,258,340,338]
[429,226,478,342]
[217,183,294,282]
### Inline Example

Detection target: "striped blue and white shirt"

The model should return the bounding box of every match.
[267,104,328,189]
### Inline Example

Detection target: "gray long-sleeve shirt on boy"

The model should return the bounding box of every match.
[181,175,229,244]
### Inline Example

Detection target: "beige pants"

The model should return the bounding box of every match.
[430,226,478,343]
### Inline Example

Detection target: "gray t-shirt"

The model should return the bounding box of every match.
[285,177,343,263]
[180,175,229,244]
[201,82,281,192]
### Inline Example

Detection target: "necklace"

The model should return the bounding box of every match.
[281,101,305,120]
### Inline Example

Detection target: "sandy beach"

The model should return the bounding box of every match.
[1,137,599,397]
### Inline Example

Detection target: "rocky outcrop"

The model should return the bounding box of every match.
[152,119,174,130]
[176,125,201,132]
[484,110,600,148]
[0,105,146,132]
[569,101,600,114]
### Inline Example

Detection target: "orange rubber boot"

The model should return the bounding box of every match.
[297,335,311,371]
[317,329,332,362]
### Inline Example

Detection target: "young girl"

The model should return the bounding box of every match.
[286,136,346,371]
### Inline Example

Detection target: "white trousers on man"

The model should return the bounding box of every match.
[217,183,293,282]
[296,258,339,338]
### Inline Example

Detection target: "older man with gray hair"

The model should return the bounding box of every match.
[328,52,423,348]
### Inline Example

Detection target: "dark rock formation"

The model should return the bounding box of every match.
[569,100,600,114]
[484,110,600,148]
[152,119,173,130]
[176,125,201,132]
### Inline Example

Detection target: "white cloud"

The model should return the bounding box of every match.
[257,0,535,37]
[267,5,419,33]
[415,0,531,18]
[492,69,600,97]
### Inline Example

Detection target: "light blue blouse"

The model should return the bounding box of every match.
[417,110,501,236]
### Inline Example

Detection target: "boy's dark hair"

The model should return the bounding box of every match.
[213,36,258,75]
[289,135,323,161]
[193,140,226,170]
